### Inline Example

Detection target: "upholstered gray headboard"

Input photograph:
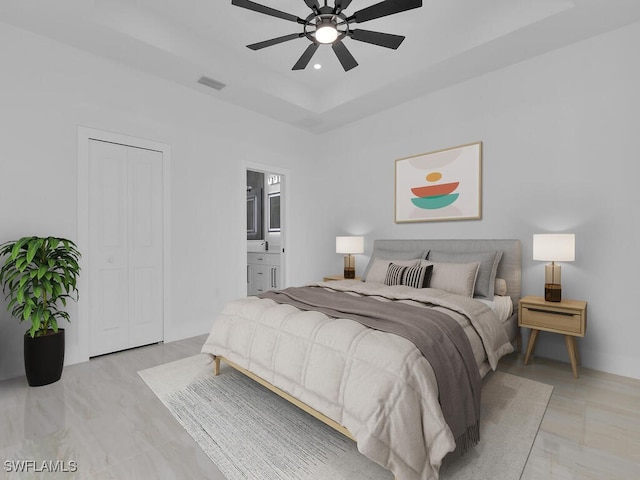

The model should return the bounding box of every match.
[371,239,522,305]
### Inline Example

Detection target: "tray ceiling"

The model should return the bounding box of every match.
[2,0,640,133]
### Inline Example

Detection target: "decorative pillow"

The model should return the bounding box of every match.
[384,263,433,288]
[420,260,480,297]
[494,278,508,296]
[362,247,426,281]
[427,250,502,299]
[366,258,420,283]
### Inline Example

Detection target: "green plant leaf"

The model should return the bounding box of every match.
[11,238,29,260]
[26,240,39,263]
[15,257,26,271]
[37,265,47,280]
[35,303,44,320]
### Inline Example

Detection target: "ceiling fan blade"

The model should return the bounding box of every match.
[248,33,303,50]
[303,0,320,10]
[232,0,302,23]
[332,40,358,71]
[292,43,320,70]
[350,29,405,49]
[335,0,354,11]
[349,0,422,23]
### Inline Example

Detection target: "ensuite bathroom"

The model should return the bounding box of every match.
[246,169,283,295]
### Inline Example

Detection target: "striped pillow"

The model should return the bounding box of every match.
[384,263,433,288]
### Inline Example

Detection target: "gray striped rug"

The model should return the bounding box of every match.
[139,355,552,480]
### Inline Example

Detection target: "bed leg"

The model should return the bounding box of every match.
[213,356,221,376]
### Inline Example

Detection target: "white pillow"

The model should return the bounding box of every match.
[494,278,508,296]
[420,260,480,297]
[365,258,420,283]
[362,248,425,281]
[427,250,502,299]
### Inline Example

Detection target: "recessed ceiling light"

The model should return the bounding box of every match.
[313,64,322,70]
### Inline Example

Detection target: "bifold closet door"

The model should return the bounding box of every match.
[88,140,164,357]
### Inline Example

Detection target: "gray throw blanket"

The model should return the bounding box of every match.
[258,286,481,456]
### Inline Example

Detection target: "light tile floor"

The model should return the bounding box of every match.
[0,335,223,480]
[0,336,638,479]
[498,354,640,480]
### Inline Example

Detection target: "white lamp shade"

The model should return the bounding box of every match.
[336,236,364,254]
[533,234,575,262]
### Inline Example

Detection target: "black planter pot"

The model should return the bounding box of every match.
[23,329,65,387]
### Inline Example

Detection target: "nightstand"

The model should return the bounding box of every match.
[519,295,587,378]
[323,275,361,281]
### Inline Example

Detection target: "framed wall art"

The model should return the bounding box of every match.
[395,141,482,223]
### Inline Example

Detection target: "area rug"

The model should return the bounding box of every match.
[139,355,552,480]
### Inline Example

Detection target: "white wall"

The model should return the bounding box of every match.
[310,21,640,380]
[0,23,317,380]
[2,18,639,382]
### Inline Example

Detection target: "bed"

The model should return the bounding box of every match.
[201,239,521,480]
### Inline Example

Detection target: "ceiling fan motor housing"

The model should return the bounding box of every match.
[304,11,349,44]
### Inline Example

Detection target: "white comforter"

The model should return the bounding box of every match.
[201,280,514,480]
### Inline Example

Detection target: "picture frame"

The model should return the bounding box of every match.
[268,192,281,232]
[395,141,482,223]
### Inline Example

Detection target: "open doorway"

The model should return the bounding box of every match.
[246,168,286,295]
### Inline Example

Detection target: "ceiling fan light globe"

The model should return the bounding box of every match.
[316,24,338,44]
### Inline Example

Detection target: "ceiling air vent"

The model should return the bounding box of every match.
[197,76,226,91]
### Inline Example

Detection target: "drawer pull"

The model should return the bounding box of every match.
[526,307,575,317]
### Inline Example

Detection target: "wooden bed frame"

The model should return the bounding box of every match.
[213,355,356,440]
[212,239,522,479]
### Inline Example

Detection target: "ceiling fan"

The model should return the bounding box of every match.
[231,0,423,71]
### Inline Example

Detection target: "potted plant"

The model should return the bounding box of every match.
[0,236,80,386]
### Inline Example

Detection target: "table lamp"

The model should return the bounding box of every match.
[533,233,575,302]
[336,236,364,279]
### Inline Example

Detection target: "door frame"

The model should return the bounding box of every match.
[76,127,171,363]
[242,161,290,294]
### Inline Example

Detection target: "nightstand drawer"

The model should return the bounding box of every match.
[520,306,582,334]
